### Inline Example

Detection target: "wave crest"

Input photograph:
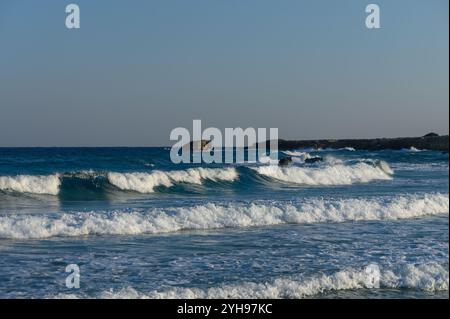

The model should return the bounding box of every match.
[0,168,239,196]
[282,151,312,160]
[107,167,238,193]
[253,161,393,185]
[0,174,60,195]
[1,193,447,239]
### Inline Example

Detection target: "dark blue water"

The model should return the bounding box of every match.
[0,147,448,298]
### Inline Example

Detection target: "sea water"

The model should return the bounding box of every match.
[0,147,448,298]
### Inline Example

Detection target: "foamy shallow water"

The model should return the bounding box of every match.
[0,147,448,298]
[1,216,448,299]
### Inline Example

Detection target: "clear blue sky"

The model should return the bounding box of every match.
[0,0,448,146]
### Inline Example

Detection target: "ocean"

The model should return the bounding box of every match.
[0,147,448,299]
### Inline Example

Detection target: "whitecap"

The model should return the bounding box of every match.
[253,161,393,185]
[0,174,61,195]
[1,193,447,239]
[107,167,238,193]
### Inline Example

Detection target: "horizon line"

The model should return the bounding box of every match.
[1,133,448,148]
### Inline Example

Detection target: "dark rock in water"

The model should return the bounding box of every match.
[186,139,212,151]
[423,132,439,138]
[278,156,292,166]
[305,156,323,164]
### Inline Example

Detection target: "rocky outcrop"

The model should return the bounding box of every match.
[423,132,439,138]
[273,134,449,152]
[186,139,212,151]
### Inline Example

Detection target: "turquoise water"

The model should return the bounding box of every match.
[0,147,448,298]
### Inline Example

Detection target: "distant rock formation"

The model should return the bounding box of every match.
[264,134,449,152]
[423,132,439,138]
[185,139,213,151]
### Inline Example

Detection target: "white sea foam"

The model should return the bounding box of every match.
[0,193,447,240]
[402,147,425,152]
[282,151,314,164]
[254,161,393,185]
[258,155,279,165]
[0,174,60,195]
[282,151,312,160]
[54,262,449,299]
[107,167,238,193]
[323,147,356,152]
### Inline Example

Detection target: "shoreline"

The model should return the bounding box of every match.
[275,134,449,152]
[0,134,448,152]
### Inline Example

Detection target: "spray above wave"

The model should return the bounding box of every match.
[402,146,426,152]
[0,193,447,239]
[107,167,238,193]
[282,151,312,160]
[55,262,449,299]
[253,161,393,185]
[0,174,60,195]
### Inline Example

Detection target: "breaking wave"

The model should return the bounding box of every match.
[253,161,393,185]
[0,174,60,195]
[55,262,449,299]
[0,193,447,239]
[282,151,312,160]
[0,161,394,196]
[403,147,425,152]
[107,167,238,193]
[0,168,238,196]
